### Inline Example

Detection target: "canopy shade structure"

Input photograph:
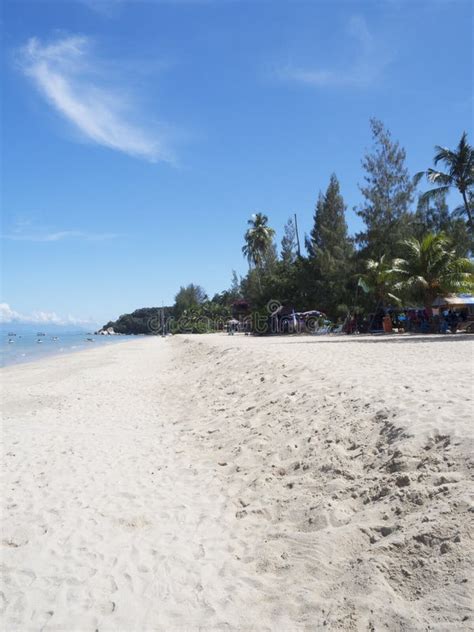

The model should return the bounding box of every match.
[269,307,326,319]
[297,310,325,317]
[432,294,474,307]
[227,319,240,325]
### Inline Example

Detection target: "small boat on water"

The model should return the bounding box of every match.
[37,332,46,337]
[7,332,16,337]
[51,336,59,341]
[36,339,43,344]
[85,337,94,342]
[8,338,15,344]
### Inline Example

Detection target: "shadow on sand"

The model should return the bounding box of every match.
[266,333,473,345]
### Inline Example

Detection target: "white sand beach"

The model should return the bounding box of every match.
[1,334,473,631]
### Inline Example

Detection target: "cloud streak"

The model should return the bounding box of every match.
[83,0,218,16]
[277,16,390,89]
[19,35,170,162]
[2,225,117,242]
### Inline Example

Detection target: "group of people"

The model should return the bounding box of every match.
[437,309,467,334]
[343,307,470,335]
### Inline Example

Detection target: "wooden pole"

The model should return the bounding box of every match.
[294,212,301,258]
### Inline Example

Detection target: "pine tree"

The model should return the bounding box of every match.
[414,192,472,257]
[305,174,353,317]
[415,190,450,234]
[357,119,415,259]
[307,174,351,261]
[305,194,324,259]
[229,270,241,298]
[281,217,297,265]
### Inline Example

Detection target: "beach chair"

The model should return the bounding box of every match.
[314,325,331,335]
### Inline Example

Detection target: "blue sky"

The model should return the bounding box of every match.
[1,0,472,325]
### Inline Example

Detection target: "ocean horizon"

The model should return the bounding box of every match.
[0,328,131,367]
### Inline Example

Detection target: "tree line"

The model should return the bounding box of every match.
[103,119,474,334]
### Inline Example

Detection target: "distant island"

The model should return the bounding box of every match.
[99,307,174,336]
[98,286,235,335]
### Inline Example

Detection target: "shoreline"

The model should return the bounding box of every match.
[0,334,137,370]
[1,333,472,630]
[2,330,471,371]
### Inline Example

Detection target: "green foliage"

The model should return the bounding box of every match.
[281,217,297,265]
[211,271,242,306]
[358,255,400,307]
[103,283,232,336]
[305,174,354,316]
[242,213,276,269]
[104,307,172,335]
[174,284,207,319]
[306,174,351,258]
[415,131,474,233]
[414,191,472,257]
[356,119,415,259]
[392,233,474,309]
[170,300,231,334]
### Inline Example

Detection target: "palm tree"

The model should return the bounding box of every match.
[242,213,275,270]
[415,132,474,233]
[358,254,400,307]
[392,233,473,312]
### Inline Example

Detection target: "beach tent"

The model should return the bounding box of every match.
[227,318,241,332]
[269,305,295,333]
[432,294,474,307]
[297,310,325,318]
[432,295,474,317]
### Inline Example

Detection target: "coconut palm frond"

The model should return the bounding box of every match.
[394,233,474,306]
[359,254,400,305]
[433,146,458,166]
[413,171,425,187]
[419,133,473,233]
[357,277,370,293]
[425,170,452,186]
[242,212,276,273]
[387,292,402,304]
[422,187,454,205]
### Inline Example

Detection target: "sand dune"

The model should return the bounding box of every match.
[1,334,473,631]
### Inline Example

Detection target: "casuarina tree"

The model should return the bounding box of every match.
[357,119,415,260]
[306,174,353,316]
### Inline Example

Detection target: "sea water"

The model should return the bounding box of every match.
[0,331,132,367]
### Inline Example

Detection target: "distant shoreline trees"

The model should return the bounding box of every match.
[102,122,474,334]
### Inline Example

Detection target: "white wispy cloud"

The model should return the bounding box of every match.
[276,16,390,88]
[18,35,171,162]
[83,0,222,14]
[82,0,213,17]
[3,230,117,242]
[0,302,93,326]
[2,221,118,242]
